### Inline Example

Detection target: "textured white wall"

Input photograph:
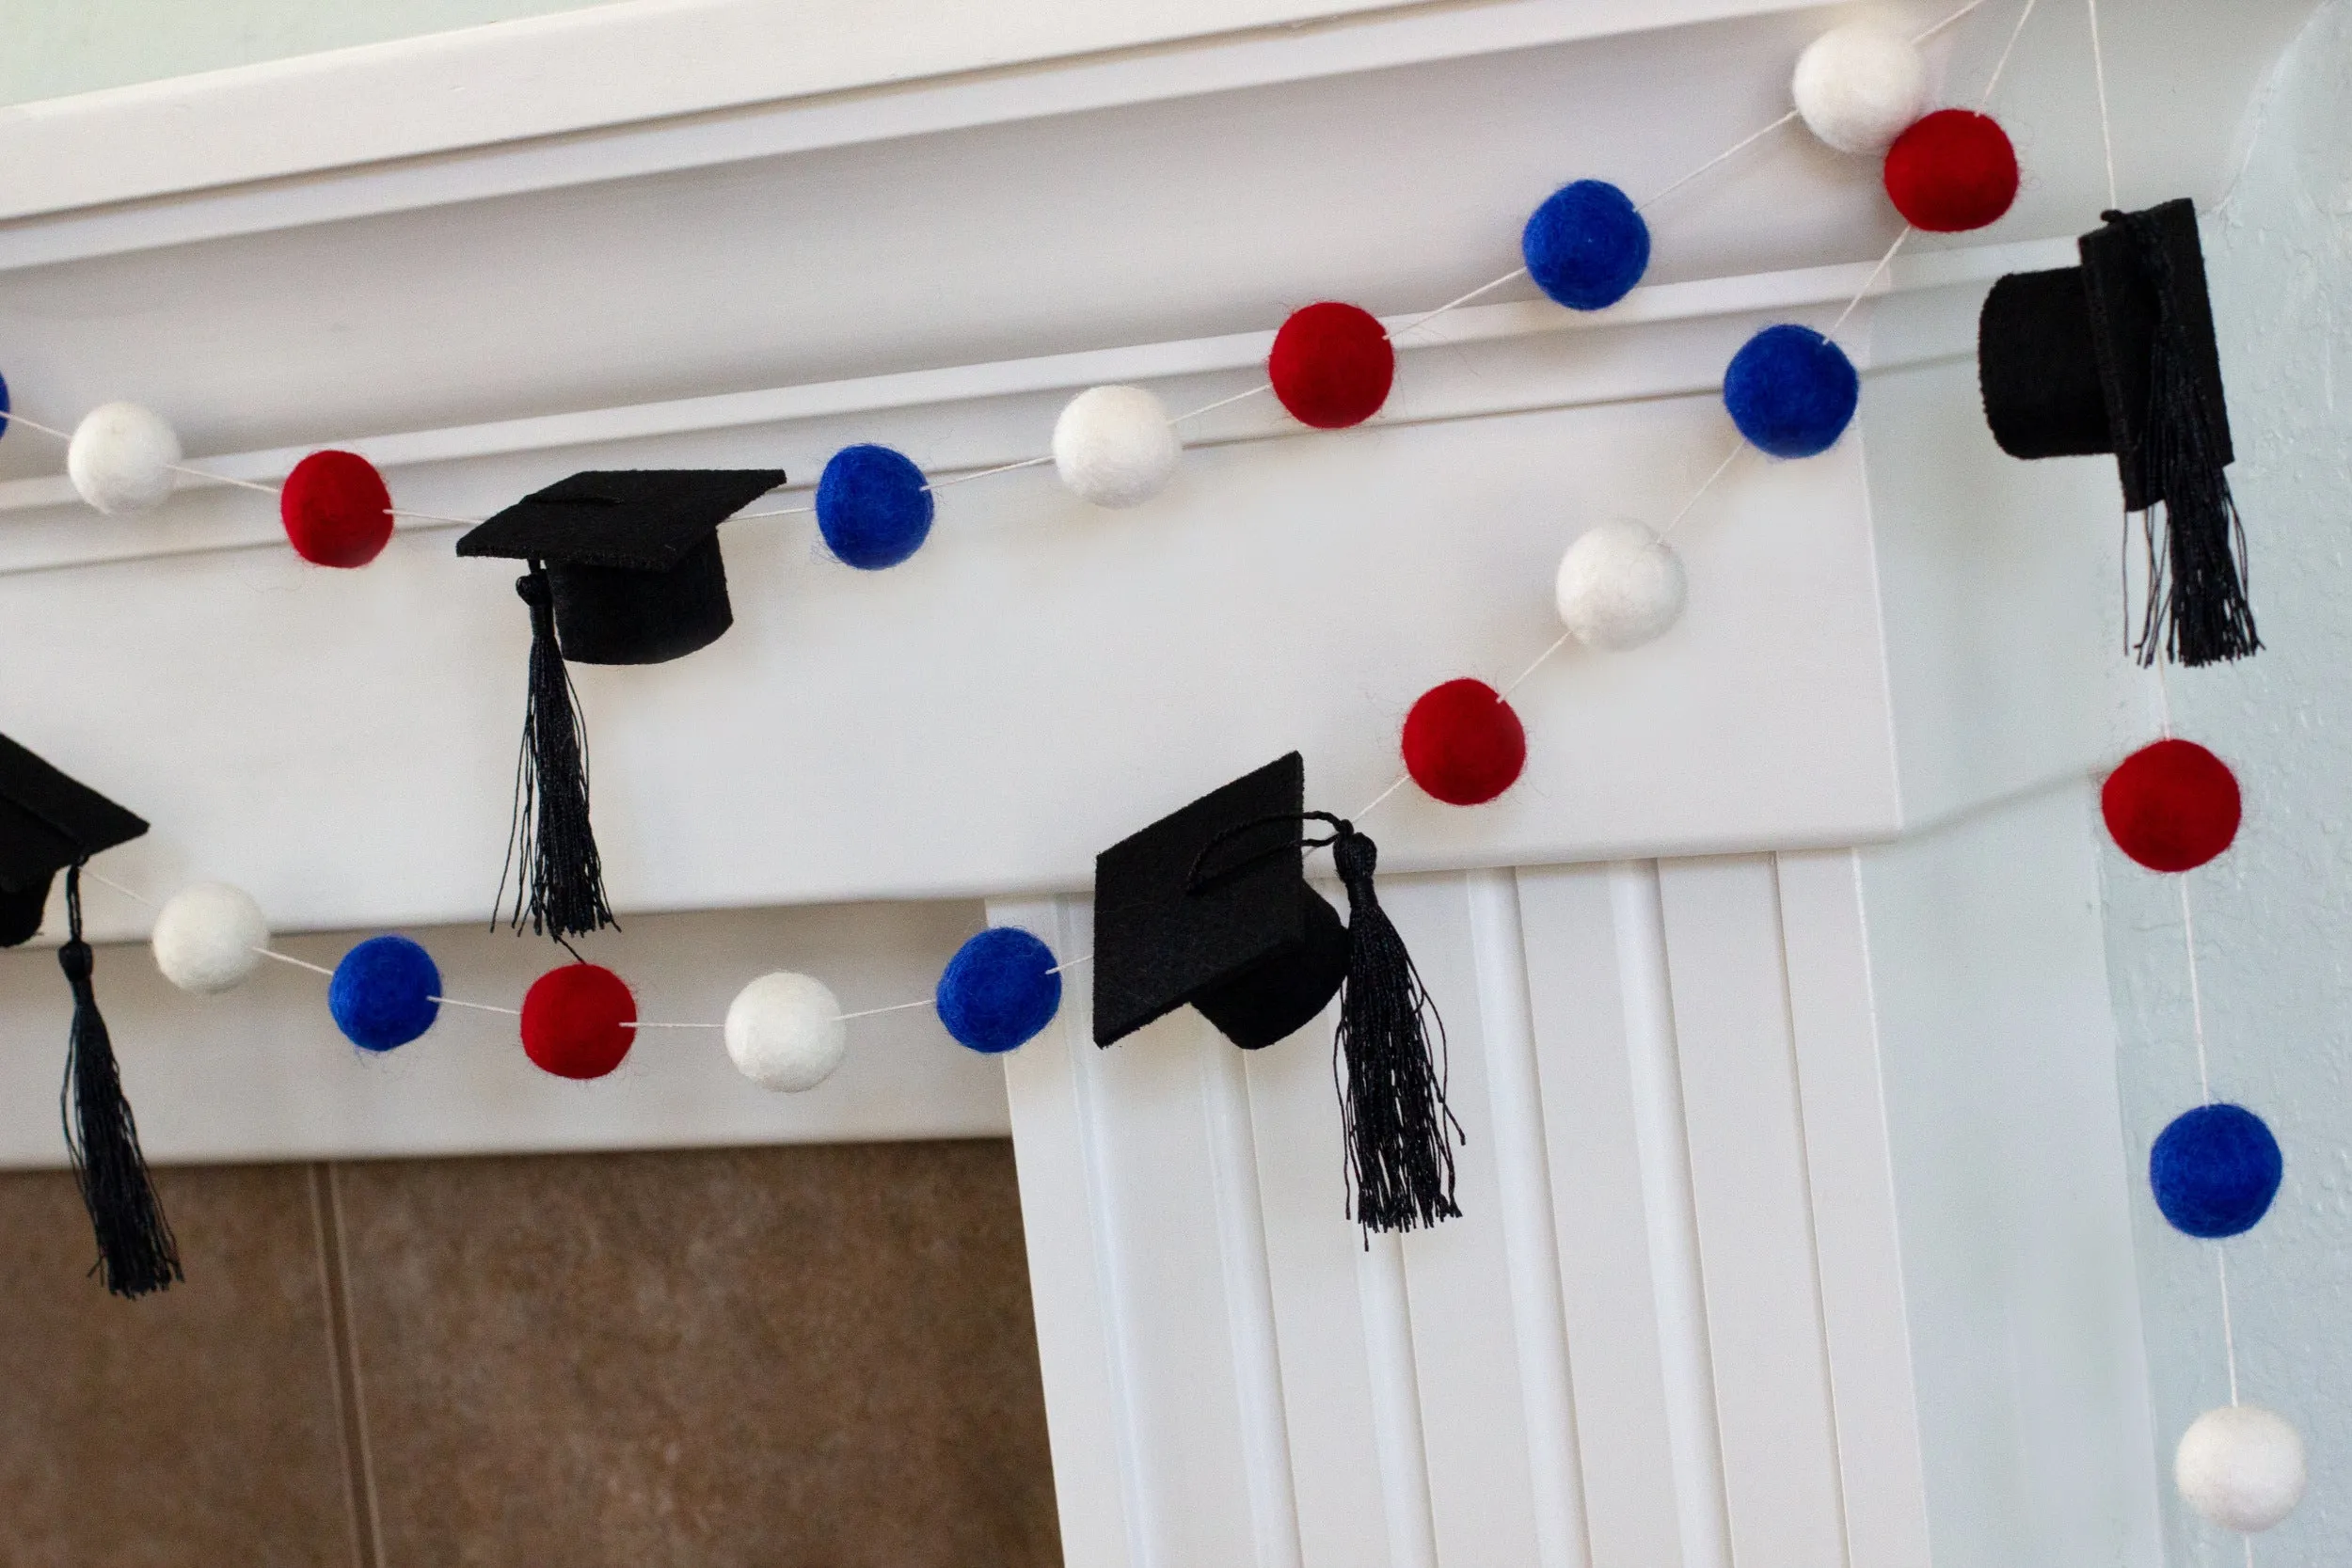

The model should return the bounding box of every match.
[2102,4,2352,1563]
[1,0,619,105]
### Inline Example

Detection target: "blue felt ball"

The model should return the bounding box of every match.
[1723,324,1860,458]
[935,927,1061,1054]
[817,444,933,569]
[328,935,442,1053]
[1521,180,1650,311]
[2151,1103,2282,1238]
[0,370,11,440]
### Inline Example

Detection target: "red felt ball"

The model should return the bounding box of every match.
[2102,738,2242,872]
[1883,109,2019,232]
[1402,678,1527,806]
[280,450,394,568]
[1268,302,1395,430]
[520,962,638,1080]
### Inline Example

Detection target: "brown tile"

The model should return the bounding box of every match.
[0,1163,355,1568]
[337,1140,1060,1568]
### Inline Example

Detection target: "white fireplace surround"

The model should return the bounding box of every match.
[0,2,2321,1564]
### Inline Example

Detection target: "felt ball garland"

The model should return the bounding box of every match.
[1792,24,1930,156]
[520,961,638,1080]
[2151,1102,2280,1239]
[119,877,1091,1082]
[724,971,848,1091]
[1556,520,1686,650]
[1883,109,2019,232]
[817,443,933,568]
[328,935,441,1052]
[68,402,181,515]
[281,450,394,568]
[2177,1404,2307,1534]
[936,927,1063,1053]
[27,7,2090,1100]
[1522,180,1650,311]
[2102,738,2240,872]
[1402,679,1526,805]
[151,882,268,995]
[1724,324,1859,458]
[1053,386,1180,508]
[1269,303,1395,429]
[2116,719,2303,1529]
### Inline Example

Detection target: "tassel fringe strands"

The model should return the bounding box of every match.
[2115,209,2260,669]
[498,564,615,941]
[1327,823,1464,1235]
[57,865,181,1298]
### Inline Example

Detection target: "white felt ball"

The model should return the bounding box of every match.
[1053,385,1180,508]
[1555,520,1687,651]
[2177,1405,2307,1533]
[724,971,848,1092]
[151,882,269,994]
[68,402,183,515]
[1792,24,1931,156]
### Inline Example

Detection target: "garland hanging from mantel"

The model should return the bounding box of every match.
[0,14,2292,1499]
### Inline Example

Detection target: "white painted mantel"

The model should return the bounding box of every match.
[0,1,2318,1564]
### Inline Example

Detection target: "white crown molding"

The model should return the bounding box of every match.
[0,0,1785,251]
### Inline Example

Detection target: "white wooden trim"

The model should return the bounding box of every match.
[1773,848,1933,1568]
[1202,1041,1309,1568]
[992,894,1147,1568]
[1609,861,1733,1568]
[1466,868,1589,1568]
[0,0,1795,235]
[1655,855,1847,1568]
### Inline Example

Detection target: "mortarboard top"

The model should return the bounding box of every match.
[1093,752,1349,1052]
[1979,199,2232,513]
[456,468,787,666]
[0,733,148,948]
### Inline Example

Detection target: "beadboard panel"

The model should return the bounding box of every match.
[991,860,1851,1568]
[992,815,2152,1566]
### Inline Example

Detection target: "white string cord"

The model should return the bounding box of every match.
[2085,0,2119,209]
[1916,0,1993,41]
[432,993,519,1015]
[928,454,1056,490]
[4,412,72,442]
[1830,227,1914,335]
[1640,113,1802,213]
[1978,0,2042,110]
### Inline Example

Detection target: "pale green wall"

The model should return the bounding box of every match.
[2,0,624,106]
[2101,3,2352,1562]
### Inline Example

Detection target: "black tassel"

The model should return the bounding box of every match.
[2115,211,2260,669]
[1328,823,1463,1235]
[56,865,180,1299]
[499,564,615,940]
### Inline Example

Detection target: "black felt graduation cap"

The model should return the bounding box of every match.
[0,733,178,1298]
[1095,752,1351,1052]
[1979,199,2256,667]
[1093,752,1464,1233]
[457,468,787,665]
[0,733,147,949]
[456,468,785,940]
